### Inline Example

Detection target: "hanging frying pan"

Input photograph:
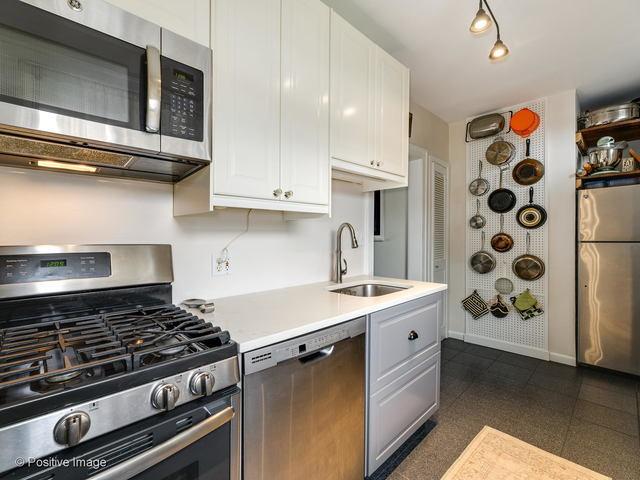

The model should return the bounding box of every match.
[485,137,515,166]
[469,199,486,229]
[516,186,547,229]
[469,160,490,196]
[512,233,545,281]
[488,168,517,213]
[470,231,495,274]
[512,139,544,186]
[491,214,514,252]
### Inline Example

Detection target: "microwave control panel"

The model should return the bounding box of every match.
[0,253,111,284]
[161,57,204,142]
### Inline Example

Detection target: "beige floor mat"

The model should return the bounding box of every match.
[441,426,611,480]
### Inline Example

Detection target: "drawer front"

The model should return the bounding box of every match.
[369,294,441,394]
[367,352,440,474]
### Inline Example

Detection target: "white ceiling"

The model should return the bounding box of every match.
[323,0,640,122]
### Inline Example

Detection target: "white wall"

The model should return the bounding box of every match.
[545,89,578,365]
[447,91,578,363]
[0,167,370,302]
[409,101,449,162]
[446,121,468,339]
[373,188,407,278]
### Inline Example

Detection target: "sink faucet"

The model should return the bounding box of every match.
[335,222,359,283]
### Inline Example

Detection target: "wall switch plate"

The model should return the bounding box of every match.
[212,255,231,276]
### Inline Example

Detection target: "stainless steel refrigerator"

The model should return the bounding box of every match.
[578,185,640,375]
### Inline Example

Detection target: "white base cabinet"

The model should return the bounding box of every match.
[174,0,330,215]
[366,294,442,476]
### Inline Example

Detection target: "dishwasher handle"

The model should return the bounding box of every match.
[298,345,335,365]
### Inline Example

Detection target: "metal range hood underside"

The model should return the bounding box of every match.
[0,133,208,183]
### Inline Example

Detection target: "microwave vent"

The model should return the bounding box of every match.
[0,133,134,168]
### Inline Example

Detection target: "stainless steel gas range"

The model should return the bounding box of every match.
[0,245,240,480]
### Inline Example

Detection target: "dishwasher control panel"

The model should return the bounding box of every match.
[287,329,348,358]
[244,317,365,375]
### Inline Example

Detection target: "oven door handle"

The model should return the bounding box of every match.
[90,406,235,480]
[145,45,162,133]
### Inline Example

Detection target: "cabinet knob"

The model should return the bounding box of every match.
[408,330,419,341]
[370,160,375,166]
[273,188,283,198]
[376,162,381,167]
[284,190,293,199]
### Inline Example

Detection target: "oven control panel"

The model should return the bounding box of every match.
[161,57,204,142]
[0,252,111,284]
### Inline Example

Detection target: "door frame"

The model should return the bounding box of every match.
[407,143,450,338]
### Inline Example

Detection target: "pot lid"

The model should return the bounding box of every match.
[586,103,639,115]
[587,141,628,153]
[486,139,514,165]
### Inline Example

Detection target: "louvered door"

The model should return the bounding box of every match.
[431,160,448,284]
[430,158,448,338]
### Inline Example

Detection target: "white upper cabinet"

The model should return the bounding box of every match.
[280,0,330,205]
[213,0,282,201]
[330,12,410,189]
[105,0,210,46]
[175,0,330,214]
[330,12,376,169]
[375,49,410,177]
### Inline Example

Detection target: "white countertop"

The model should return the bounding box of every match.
[189,276,447,353]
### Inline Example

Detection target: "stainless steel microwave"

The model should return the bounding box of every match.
[0,0,212,182]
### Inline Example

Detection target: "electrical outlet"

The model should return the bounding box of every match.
[212,255,231,277]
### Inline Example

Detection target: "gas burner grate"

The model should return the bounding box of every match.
[0,305,230,394]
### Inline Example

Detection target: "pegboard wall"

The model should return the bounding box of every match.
[465,99,548,355]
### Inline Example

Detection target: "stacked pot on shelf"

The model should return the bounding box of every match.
[463,108,546,321]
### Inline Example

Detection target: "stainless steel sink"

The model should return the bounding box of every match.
[330,283,409,297]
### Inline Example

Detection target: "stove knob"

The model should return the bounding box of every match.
[151,383,180,411]
[53,411,91,447]
[189,371,215,396]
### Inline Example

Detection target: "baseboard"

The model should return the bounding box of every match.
[446,330,465,340]
[446,332,576,366]
[549,352,576,366]
[463,333,550,361]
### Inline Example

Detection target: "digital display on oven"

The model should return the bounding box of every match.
[40,259,67,268]
[173,69,194,83]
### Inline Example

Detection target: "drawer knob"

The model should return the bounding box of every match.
[408,330,419,341]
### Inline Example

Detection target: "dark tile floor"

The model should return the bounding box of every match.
[389,339,640,480]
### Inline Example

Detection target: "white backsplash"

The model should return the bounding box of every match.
[0,167,370,302]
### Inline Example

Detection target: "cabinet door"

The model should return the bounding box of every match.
[368,352,440,475]
[280,0,330,205]
[330,12,376,169]
[105,0,210,46]
[375,48,409,176]
[213,0,281,200]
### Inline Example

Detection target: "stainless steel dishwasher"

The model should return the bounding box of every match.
[243,317,366,480]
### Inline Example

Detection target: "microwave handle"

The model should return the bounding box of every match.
[145,45,162,133]
[89,406,235,480]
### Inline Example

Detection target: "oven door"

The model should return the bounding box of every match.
[0,0,161,153]
[1,390,240,480]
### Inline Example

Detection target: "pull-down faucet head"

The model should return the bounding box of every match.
[335,223,359,283]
